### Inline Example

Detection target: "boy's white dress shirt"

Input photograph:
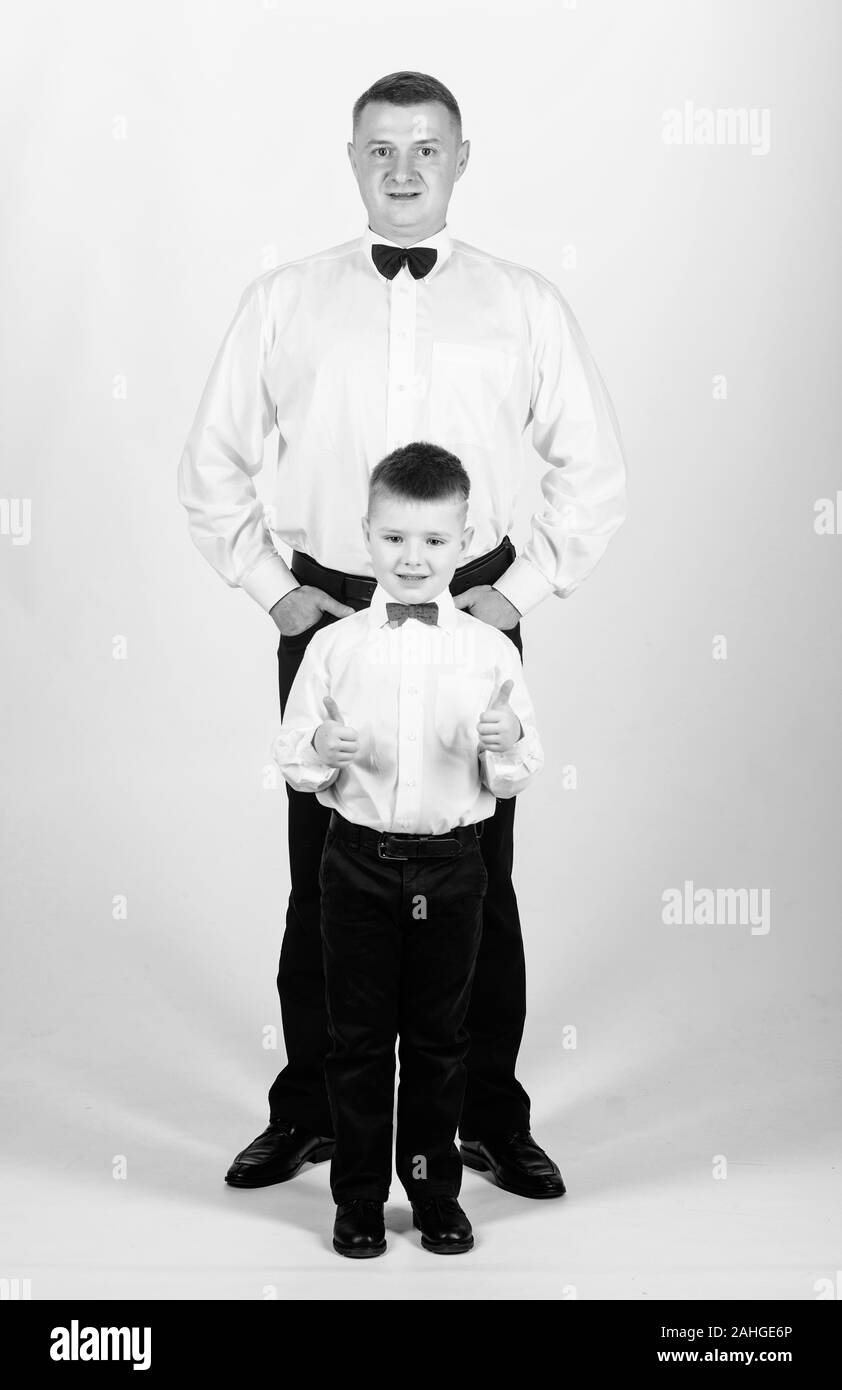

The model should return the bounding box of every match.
[272,586,543,835]
[178,224,627,617]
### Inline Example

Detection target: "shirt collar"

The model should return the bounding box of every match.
[362,223,452,282]
[368,582,459,633]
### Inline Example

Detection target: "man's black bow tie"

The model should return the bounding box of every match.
[371,244,438,281]
[386,601,439,627]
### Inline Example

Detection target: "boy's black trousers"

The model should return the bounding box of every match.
[320,814,486,1201]
[268,538,531,1140]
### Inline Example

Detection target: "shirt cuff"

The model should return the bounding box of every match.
[272,726,338,790]
[493,557,555,617]
[482,731,543,781]
[240,552,300,612]
[298,730,328,766]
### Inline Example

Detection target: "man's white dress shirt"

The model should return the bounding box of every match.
[271,586,543,835]
[178,224,627,617]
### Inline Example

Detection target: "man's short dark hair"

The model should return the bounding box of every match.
[352,71,462,138]
[368,441,470,512]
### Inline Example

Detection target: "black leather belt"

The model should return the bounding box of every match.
[291,536,516,606]
[329,811,483,861]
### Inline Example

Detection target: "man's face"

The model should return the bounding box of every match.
[347,101,470,244]
[362,491,473,605]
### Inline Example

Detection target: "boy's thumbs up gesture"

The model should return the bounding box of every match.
[477,678,522,754]
[313,694,360,767]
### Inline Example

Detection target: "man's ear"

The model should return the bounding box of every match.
[347,141,359,180]
[460,522,475,555]
[454,138,470,182]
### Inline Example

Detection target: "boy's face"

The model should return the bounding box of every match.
[362,491,473,605]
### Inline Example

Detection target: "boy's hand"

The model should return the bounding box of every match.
[313,695,359,767]
[477,679,522,754]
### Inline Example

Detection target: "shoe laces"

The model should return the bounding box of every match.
[504,1129,542,1153]
[416,1195,456,1217]
[268,1119,295,1135]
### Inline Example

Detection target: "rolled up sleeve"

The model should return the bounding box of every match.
[271,635,340,793]
[479,639,544,798]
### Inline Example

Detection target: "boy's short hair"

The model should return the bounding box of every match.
[368,441,471,513]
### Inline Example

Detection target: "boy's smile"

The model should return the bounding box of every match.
[362,493,473,606]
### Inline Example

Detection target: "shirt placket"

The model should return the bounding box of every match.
[392,625,423,831]
[385,265,417,452]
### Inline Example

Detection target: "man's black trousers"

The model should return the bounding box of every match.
[320,816,486,1201]
[267,538,531,1140]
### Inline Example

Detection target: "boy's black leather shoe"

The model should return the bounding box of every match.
[333,1200,387,1258]
[460,1130,566,1198]
[225,1120,334,1187]
[411,1197,474,1254]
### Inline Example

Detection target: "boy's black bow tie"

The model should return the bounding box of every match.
[371,244,438,280]
[385,601,439,627]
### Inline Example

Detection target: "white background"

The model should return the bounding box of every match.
[1,0,840,1299]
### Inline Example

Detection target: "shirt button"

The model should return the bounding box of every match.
[406,778,416,788]
[407,732,417,741]
[407,685,418,695]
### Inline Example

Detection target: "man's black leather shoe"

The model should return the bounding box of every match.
[460,1131,566,1199]
[225,1120,334,1188]
[411,1197,474,1254]
[333,1200,387,1258]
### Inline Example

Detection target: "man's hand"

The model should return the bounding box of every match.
[270,585,354,637]
[477,679,522,754]
[313,695,360,768]
[454,585,521,631]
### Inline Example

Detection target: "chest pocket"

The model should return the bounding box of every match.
[433,673,493,754]
[429,343,518,449]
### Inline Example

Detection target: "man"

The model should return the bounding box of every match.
[178,70,627,1200]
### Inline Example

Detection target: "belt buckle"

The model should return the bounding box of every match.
[377,833,410,861]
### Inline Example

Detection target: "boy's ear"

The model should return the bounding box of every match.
[460,523,475,555]
[361,514,371,550]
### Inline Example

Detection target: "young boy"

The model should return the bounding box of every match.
[272,442,543,1257]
